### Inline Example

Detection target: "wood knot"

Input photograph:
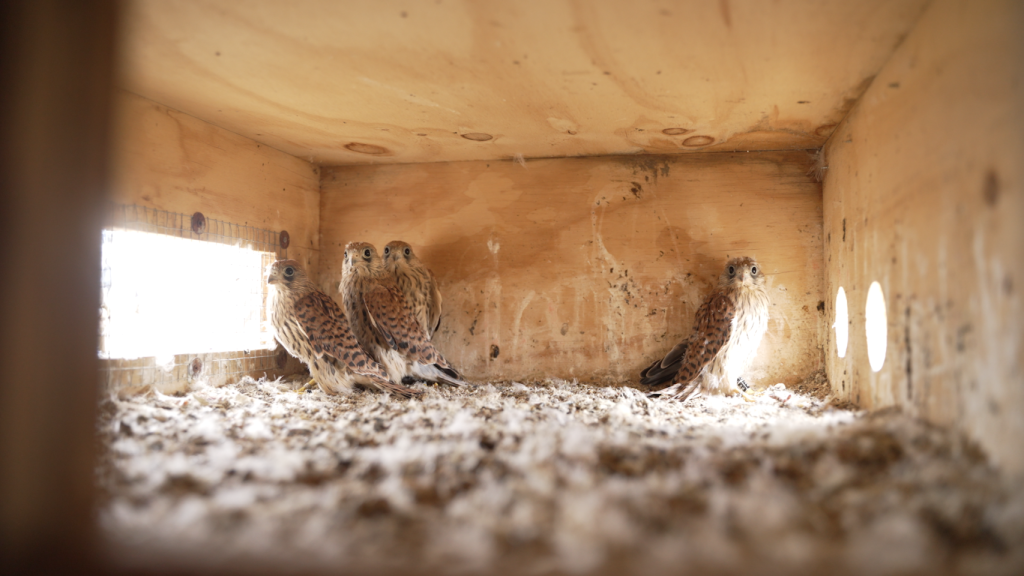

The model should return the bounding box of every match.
[682,135,715,147]
[345,142,389,155]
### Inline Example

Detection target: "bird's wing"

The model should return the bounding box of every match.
[427,268,443,336]
[639,340,688,387]
[362,280,450,368]
[361,282,406,350]
[293,291,345,358]
[673,289,736,384]
[295,291,391,382]
[659,340,689,370]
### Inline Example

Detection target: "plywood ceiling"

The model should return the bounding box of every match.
[120,0,927,166]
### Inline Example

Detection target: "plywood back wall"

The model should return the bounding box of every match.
[111,91,322,279]
[320,151,824,385]
[822,0,1024,473]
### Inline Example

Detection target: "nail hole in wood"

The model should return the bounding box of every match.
[191,212,206,234]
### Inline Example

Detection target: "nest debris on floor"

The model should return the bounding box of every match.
[97,377,1024,575]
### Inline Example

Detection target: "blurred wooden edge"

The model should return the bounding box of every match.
[0,0,118,573]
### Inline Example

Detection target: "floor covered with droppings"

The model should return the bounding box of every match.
[97,378,1024,575]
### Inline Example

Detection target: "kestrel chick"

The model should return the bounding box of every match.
[266,259,420,398]
[383,240,443,339]
[340,242,470,388]
[642,257,769,401]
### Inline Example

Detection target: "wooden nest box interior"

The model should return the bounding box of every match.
[1,0,1021,574]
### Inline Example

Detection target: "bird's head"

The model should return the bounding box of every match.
[719,256,764,288]
[343,241,382,276]
[266,259,310,291]
[382,240,417,269]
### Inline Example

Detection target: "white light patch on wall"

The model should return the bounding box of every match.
[833,286,849,358]
[99,229,275,360]
[865,281,888,372]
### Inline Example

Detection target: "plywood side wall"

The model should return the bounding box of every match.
[111,91,322,279]
[822,0,1024,474]
[321,151,824,386]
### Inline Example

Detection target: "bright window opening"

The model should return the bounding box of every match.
[99,229,275,360]
[865,281,887,372]
[833,286,849,358]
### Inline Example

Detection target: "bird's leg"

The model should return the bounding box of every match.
[736,377,756,402]
[295,378,317,393]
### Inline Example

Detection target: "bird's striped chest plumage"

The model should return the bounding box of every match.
[342,274,383,349]
[268,286,307,356]
[399,270,425,321]
[390,258,441,338]
[722,283,770,373]
[395,266,426,307]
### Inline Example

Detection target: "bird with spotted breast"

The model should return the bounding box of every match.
[642,256,770,402]
[266,259,420,398]
[340,242,470,388]
[383,240,443,339]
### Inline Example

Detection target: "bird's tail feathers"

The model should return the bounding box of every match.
[412,362,474,388]
[438,363,460,380]
[371,378,423,398]
[648,380,699,403]
[639,359,682,388]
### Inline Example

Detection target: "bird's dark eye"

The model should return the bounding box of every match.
[284,266,295,277]
[751,266,758,275]
[404,247,411,256]
[728,266,736,275]
[363,248,371,259]
[383,246,390,255]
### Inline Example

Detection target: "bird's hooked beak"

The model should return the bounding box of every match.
[741,267,760,285]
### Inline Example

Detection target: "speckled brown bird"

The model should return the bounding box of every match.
[642,257,770,402]
[340,242,470,388]
[266,259,420,398]
[383,240,443,339]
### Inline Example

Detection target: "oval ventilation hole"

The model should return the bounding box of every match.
[865,281,887,372]
[833,286,849,358]
[345,142,389,155]
[461,133,493,141]
[682,135,715,147]
[662,127,691,136]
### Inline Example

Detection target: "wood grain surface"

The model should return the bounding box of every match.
[119,0,926,164]
[111,91,322,279]
[822,0,1024,474]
